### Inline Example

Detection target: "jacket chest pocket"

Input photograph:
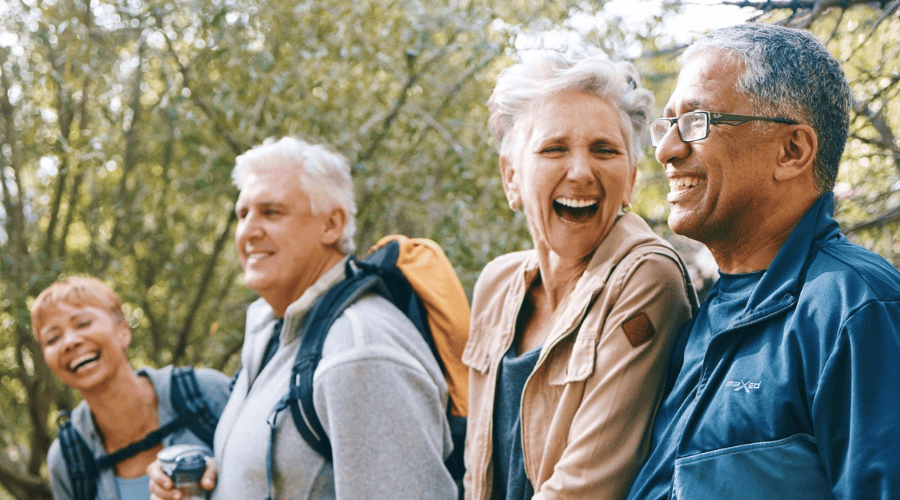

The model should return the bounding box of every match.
[541,333,598,387]
[462,319,499,374]
[671,434,833,500]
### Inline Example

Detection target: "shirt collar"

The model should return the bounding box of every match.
[280,255,350,342]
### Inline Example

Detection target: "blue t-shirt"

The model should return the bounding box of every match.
[115,475,150,499]
[492,345,541,500]
[706,270,764,332]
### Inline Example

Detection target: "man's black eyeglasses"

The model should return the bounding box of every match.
[649,111,798,146]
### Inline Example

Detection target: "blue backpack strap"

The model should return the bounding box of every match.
[58,418,100,500]
[228,367,242,393]
[170,366,218,446]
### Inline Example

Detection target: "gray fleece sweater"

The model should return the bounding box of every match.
[213,259,457,500]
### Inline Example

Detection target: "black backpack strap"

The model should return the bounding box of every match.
[58,408,190,500]
[59,410,188,500]
[288,257,394,461]
[57,367,218,500]
[58,418,100,500]
[170,366,218,446]
[445,413,467,481]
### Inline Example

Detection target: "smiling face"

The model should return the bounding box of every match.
[502,90,636,264]
[657,49,784,250]
[234,163,345,316]
[37,302,132,394]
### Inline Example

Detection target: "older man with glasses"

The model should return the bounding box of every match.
[627,23,900,500]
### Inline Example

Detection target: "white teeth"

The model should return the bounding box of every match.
[69,353,99,372]
[246,251,271,262]
[555,197,597,208]
[669,177,701,191]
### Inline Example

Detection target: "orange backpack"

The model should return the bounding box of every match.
[276,235,470,483]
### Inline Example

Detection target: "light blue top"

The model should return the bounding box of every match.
[47,365,231,500]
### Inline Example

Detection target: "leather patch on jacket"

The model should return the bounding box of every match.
[622,312,655,347]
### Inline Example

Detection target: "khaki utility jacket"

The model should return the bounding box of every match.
[463,213,696,500]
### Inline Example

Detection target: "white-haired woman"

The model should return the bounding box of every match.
[462,50,697,500]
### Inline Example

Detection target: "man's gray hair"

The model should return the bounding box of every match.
[683,23,851,193]
[488,48,654,166]
[231,137,357,254]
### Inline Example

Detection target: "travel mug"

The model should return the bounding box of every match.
[158,444,212,500]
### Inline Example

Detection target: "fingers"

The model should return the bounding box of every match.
[147,459,181,500]
[200,458,218,491]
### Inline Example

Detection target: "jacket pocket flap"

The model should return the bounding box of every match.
[462,319,492,373]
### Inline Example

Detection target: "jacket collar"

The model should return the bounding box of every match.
[512,213,677,364]
[734,192,842,325]
[245,256,350,345]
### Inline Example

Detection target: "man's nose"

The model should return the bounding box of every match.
[655,124,692,166]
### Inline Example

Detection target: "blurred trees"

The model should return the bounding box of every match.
[0,0,897,497]
[0,0,574,496]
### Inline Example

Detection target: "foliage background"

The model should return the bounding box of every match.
[0,0,897,497]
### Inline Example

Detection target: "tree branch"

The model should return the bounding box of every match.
[0,453,51,499]
[103,37,146,273]
[844,205,900,234]
[155,17,245,156]
[172,211,238,363]
[356,30,462,165]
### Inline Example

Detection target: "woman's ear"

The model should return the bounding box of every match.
[114,321,133,350]
[500,154,521,211]
[321,206,347,247]
[774,124,817,183]
[622,163,638,208]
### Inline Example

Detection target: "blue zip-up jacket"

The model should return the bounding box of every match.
[627,193,900,500]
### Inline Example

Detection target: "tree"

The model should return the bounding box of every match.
[0,0,576,496]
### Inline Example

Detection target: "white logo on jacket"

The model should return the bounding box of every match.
[725,380,761,392]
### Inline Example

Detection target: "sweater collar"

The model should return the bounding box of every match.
[246,256,350,344]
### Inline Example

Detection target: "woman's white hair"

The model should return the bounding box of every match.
[488,48,653,166]
[231,136,357,254]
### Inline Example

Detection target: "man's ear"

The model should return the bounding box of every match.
[500,154,521,210]
[321,206,347,247]
[774,124,817,183]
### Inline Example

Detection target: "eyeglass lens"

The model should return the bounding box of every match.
[650,112,709,145]
[680,113,707,142]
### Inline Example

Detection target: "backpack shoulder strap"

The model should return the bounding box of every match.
[58,418,100,500]
[170,366,218,446]
[56,367,218,500]
[288,257,391,461]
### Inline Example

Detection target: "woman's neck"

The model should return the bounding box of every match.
[535,251,590,309]
[82,369,159,452]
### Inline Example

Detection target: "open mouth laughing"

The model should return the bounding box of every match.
[69,352,100,373]
[667,175,704,204]
[245,250,274,265]
[554,197,599,223]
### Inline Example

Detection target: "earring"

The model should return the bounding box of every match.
[622,203,631,213]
